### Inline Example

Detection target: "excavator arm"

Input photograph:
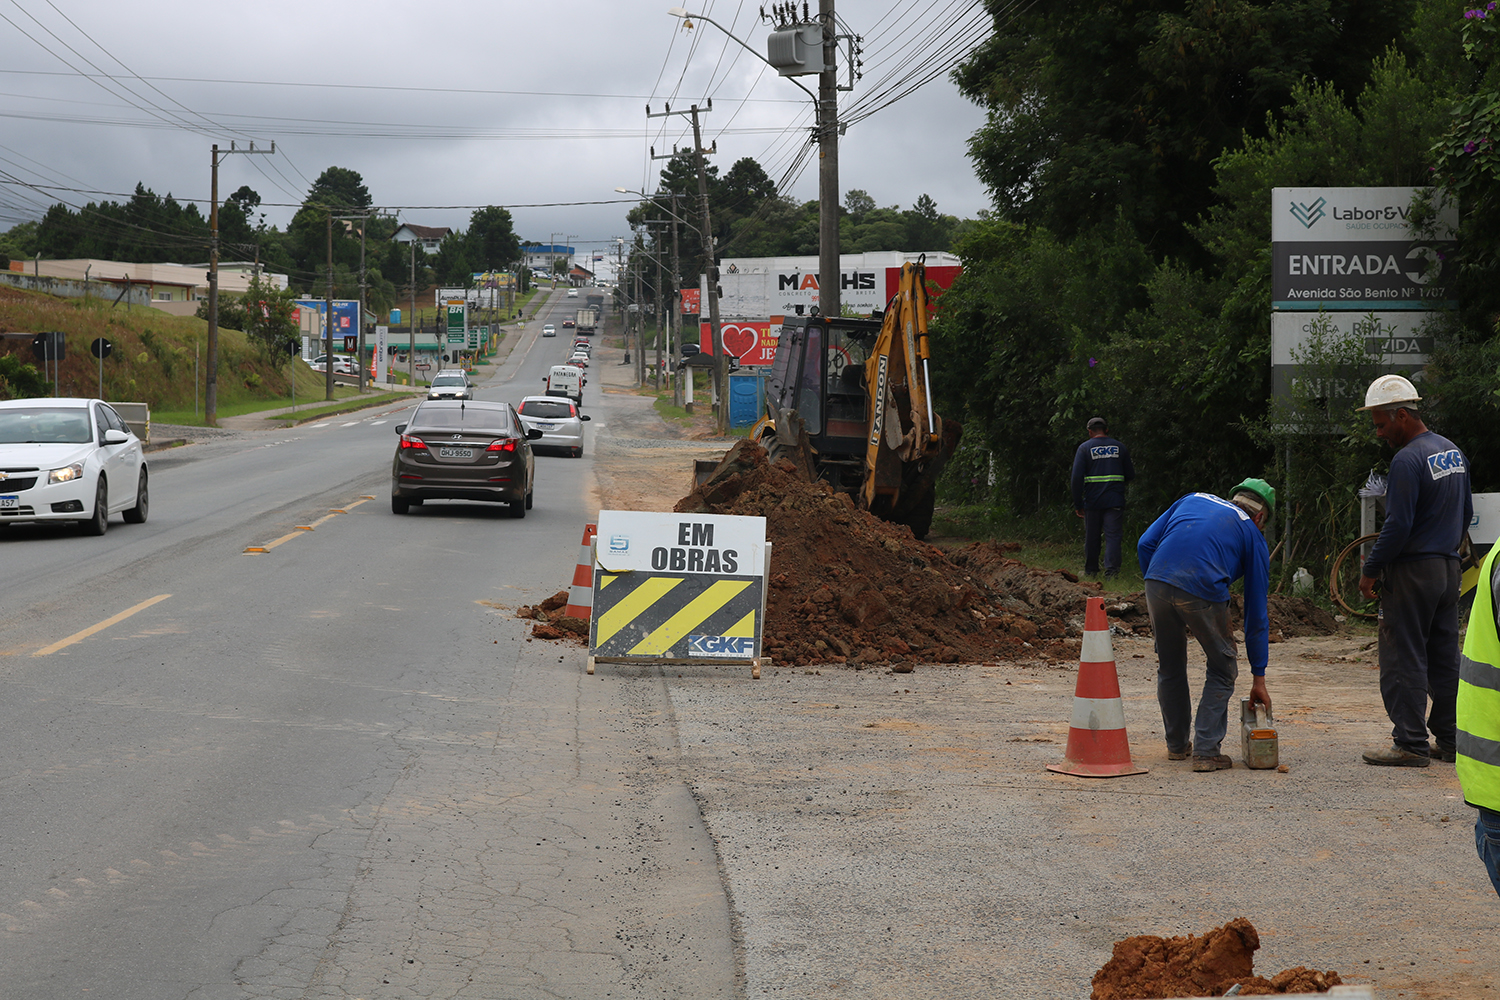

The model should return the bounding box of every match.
[860,260,960,532]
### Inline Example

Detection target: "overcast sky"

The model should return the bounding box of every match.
[0,1,994,273]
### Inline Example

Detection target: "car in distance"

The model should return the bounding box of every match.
[516,395,591,457]
[427,369,473,400]
[308,354,357,375]
[390,400,540,518]
[542,323,557,337]
[0,397,148,535]
[567,288,578,298]
[562,318,575,328]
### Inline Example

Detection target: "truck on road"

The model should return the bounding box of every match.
[575,306,599,336]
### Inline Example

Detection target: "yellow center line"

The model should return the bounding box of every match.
[244,495,370,554]
[34,594,172,656]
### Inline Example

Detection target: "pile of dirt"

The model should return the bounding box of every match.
[675,441,1102,667]
[1091,917,1343,998]
[517,591,589,645]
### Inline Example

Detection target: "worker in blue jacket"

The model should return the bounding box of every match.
[1071,416,1135,578]
[1356,375,1472,768]
[1138,480,1274,772]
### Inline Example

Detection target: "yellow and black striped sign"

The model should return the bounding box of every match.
[589,571,763,661]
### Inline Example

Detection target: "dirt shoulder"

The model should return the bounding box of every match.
[578,363,1496,998]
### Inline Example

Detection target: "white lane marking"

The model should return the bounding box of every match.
[340,421,359,427]
[307,422,330,429]
[371,420,388,426]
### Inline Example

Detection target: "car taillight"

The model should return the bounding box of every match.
[486,438,518,453]
[400,434,427,450]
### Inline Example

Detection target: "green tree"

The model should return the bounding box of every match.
[953,0,1414,263]
[466,206,520,270]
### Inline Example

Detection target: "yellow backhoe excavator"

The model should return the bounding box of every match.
[756,259,961,538]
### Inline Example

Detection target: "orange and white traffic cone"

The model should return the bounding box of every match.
[564,523,597,620]
[1046,596,1148,778]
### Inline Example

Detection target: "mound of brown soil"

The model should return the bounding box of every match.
[516,590,589,645]
[674,441,1099,667]
[1091,917,1342,998]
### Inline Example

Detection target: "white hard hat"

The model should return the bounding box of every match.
[1357,374,1421,412]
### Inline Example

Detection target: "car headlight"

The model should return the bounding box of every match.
[49,462,85,484]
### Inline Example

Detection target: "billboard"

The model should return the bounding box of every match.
[293,299,360,354]
[711,262,961,319]
[698,319,781,366]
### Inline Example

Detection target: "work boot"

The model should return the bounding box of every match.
[1192,755,1232,772]
[1167,743,1193,761]
[1362,745,1430,767]
[1429,743,1457,763]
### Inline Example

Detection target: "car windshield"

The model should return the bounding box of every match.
[431,375,466,386]
[412,408,511,434]
[0,407,93,444]
[519,400,573,418]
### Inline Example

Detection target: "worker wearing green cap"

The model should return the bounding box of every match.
[1137,479,1275,772]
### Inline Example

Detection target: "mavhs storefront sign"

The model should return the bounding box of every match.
[587,510,769,678]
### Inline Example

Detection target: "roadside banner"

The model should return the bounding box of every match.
[587,510,769,678]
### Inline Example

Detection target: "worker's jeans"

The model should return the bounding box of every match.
[1146,580,1238,757]
[1083,507,1124,577]
[1478,808,1500,897]
[1377,557,1460,752]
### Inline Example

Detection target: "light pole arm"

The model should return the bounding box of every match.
[666,8,819,109]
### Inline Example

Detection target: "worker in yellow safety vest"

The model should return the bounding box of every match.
[1458,543,1500,897]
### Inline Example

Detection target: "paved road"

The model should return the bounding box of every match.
[0,290,737,999]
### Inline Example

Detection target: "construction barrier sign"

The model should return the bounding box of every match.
[588,510,769,678]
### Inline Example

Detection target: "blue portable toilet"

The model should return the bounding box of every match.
[728,372,763,428]
[390,308,401,325]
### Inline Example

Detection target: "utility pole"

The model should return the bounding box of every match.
[670,196,683,408]
[325,210,335,401]
[409,239,416,385]
[688,104,728,433]
[818,0,840,319]
[206,140,273,427]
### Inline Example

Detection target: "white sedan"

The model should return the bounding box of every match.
[0,398,148,535]
[515,396,590,458]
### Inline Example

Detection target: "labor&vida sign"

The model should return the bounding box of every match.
[1271,187,1458,310]
[588,510,768,672]
[1270,187,1458,413]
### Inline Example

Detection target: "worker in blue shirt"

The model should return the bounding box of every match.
[1138,480,1274,772]
[1356,375,1472,768]
[1071,416,1135,578]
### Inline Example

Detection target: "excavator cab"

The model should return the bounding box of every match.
[760,261,960,539]
[765,313,881,490]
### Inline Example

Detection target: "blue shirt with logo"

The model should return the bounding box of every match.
[1138,492,1271,674]
[1363,430,1472,577]
[1071,435,1135,509]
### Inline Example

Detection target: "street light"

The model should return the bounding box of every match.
[617,187,691,405]
[666,4,840,319]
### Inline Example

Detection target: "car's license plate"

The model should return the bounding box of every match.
[0,495,16,508]
[437,447,474,459]
[535,422,555,430]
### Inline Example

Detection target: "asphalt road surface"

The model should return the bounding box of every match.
[0,291,737,999]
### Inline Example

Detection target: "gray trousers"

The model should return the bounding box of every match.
[1377,557,1460,752]
[1146,580,1239,757]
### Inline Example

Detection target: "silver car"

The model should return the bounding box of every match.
[515,395,590,458]
[0,397,148,535]
[427,370,473,400]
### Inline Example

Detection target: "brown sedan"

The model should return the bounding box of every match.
[390,400,540,517]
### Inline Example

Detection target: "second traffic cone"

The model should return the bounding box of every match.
[564,523,598,620]
[1046,596,1148,778]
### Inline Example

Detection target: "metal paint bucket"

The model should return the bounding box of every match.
[1240,696,1279,770]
